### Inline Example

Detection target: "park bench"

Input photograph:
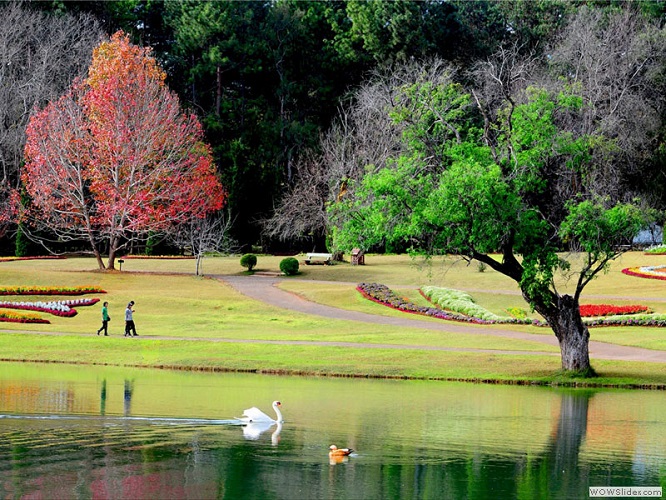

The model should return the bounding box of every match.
[305,253,333,265]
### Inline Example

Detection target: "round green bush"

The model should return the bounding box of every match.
[279,257,299,276]
[240,253,257,271]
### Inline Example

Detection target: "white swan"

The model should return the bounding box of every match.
[239,400,283,424]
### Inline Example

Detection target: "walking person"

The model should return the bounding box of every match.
[96,301,110,336]
[124,301,138,337]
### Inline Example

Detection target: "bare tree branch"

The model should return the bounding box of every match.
[170,211,239,275]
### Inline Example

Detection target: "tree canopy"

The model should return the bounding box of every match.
[1,0,664,256]
[329,67,650,373]
[22,31,225,269]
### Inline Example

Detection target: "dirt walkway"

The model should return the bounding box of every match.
[217,275,666,363]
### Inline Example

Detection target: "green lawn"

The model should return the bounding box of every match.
[0,253,664,388]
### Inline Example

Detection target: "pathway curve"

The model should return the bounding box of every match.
[217,275,666,363]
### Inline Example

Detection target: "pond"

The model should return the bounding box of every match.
[0,362,663,499]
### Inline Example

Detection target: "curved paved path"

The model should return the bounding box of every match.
[217,275,666,363]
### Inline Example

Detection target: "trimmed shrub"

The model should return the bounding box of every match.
[240,254,257,271]
[280,257,299,276]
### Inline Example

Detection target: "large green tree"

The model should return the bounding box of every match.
[165,0,361,248]
[343,0,463,65]
[165,0,469,249]
[330,70,649,374]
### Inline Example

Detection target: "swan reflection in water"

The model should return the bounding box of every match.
[238,401,284,446]
[242,420,282,445]
[233,401,284,446]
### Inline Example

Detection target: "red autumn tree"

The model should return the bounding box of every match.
[22,31,225,269]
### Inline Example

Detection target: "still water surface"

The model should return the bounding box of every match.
[0,362,664,499]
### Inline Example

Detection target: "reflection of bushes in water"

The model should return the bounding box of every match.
[2,369,654,499]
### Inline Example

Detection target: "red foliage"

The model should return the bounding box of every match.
[579,304,650,317]
[23,31,225,259]
[0,184,19,237]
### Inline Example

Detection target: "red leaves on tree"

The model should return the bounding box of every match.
[23,31,225,266]
[0,184,19,237]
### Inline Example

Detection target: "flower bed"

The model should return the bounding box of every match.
[0,256,66,262]
[0,285,106,296]
[121,255,194,260]
[622,266,666,281]
[644,245,666,255]
[420,286,536,324]
[579,304,650,317]
[584,313,666,327]
[357,282,494,324]
[359,283,666,328]
[0,286,104,323]
[506,307,529,320]
[0,298,100,317]
[0,310,50,324]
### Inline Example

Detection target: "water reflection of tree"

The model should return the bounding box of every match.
[100,379,107,416]
[335,390,596,499]
[124,379,133,416]
[516,390,593,499]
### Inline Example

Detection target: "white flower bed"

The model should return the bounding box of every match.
[420,286,514,322]
[0,298,98,317]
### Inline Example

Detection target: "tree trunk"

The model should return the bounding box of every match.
[107,248,116,271]
[93,247,105,270]
[539,295,592,373]
[216,65,222,117]
[88,233,106,270]
[106,236,119,270]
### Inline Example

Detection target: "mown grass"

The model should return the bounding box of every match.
[1,333,664,388]
[0,253,664,388]
[278,280,666,350]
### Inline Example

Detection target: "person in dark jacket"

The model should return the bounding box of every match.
[124,301,138,337]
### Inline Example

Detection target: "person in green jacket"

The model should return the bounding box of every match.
[97,301,110,336]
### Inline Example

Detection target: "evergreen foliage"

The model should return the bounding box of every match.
[279,257,299,275]
[240,254,257,271]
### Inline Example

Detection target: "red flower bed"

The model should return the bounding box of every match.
[0,256,65,263]
[579,304,650,317]
[358,283,498,325]
[622,267,666,281]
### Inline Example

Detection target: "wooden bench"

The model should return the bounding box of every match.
[305,253,333,265]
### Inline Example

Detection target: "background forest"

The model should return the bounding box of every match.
[1,0,665,255]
